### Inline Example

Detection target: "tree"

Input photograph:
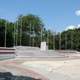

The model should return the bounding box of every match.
[16,14,44,47]
[0,19,6,47]
[55,28,80,51]
[0,19,14,47]
[6,22,14,47]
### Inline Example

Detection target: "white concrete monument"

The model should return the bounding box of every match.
[40,42,48,51]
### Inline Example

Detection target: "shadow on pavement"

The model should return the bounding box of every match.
[0,72,41,80]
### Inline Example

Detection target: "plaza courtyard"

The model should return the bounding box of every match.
[0,46,80,80]
[0,55,80,80]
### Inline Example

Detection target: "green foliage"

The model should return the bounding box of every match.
[0,14,45,47]
[0,14,80,51]
[16,14,44,46]
[55,28,80,50]
[0,19,6,47]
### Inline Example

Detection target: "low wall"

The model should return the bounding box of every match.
[0,47,15,59]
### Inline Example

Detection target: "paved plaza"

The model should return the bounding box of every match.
[0,57,80,80]
[0,47,80,80]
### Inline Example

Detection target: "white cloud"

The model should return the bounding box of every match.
[77,24,80,28]
[75,10,80,16]
[65,24,80,31]
[65,25,76,31]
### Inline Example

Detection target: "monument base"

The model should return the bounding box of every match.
[40,42,48,51]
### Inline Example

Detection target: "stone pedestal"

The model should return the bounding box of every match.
[40,42,48,51]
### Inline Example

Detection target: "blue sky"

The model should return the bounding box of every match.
[0,0,80,32]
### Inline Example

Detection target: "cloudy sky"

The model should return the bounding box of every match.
[0,0,80,32]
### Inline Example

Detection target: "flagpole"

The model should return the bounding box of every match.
[16,21,18,46]
[47,30,49,49]
[53,31,56,50]
[29,23,31,46]
[53,32,55,50]
[71,31,73,50]
[41,26,43,42]
[20,18,22,46]
[65,33,67,50]
[59,32,61,50]
[13,23,15,47]
[4,21,7,47]
[53,32,54,50]
[32,25,34,47]
[53,26,56,50]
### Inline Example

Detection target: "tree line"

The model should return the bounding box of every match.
[0,14,80,50]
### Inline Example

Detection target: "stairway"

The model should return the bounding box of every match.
[0,47,15,59]
[15,46,65,58]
